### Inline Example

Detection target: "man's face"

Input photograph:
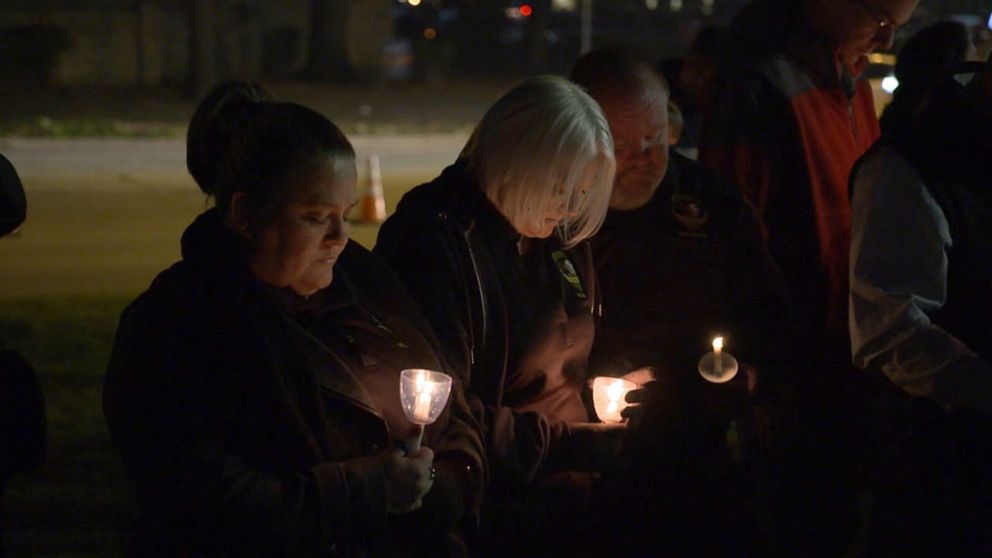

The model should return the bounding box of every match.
[813,0,918,67]
[597,87,669,211]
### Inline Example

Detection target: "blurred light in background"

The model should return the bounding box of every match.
[552,0,578,12]
[869,53,897,65]
[645,0,659,10]
[506,4,533,19]
[670,0,683,13]
[881,75,900,94]
[424,27,437,40]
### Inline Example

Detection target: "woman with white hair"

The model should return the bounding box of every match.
[375,75,620,554]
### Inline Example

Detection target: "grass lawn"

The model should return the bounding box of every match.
[2,296,133,557]
[0,173,433,298]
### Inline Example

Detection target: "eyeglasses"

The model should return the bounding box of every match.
[849,0,903,35]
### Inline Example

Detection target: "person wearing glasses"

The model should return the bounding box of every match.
[850,55,992,555]
[700,0,917,555]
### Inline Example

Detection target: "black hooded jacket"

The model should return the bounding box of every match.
[375,162,603,485]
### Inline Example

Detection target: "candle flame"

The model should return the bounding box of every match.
[412,371,436,422]
[713,336,724,352]
[607,379,625,402]
[417,391,431,406]
[592,376,635,424]
[402,369,453,426]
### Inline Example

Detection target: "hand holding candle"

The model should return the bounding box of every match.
[698,335,739,383]
[399,369,453,453]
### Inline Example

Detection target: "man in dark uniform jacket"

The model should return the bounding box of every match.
[571,51,794,556]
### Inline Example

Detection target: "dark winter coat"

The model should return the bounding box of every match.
[591,152,793,384]
[374,161,601,485]
[104,209,485,557]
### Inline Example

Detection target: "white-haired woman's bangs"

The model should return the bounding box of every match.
[479,114,565,234]
[469,74,615,243]
[558,150,613,246]
[554,121,614,247]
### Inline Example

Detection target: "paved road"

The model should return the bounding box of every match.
[0,135,468,297]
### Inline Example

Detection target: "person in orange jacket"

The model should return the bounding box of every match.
[700,0,918,554]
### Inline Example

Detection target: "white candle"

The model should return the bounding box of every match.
[412,372,434,423]
[605,379,624,418]
[399,369,453,453]
[713,336,724,375]
[698,337,738,383]
[400,368,452,425]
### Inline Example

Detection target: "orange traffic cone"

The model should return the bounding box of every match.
[358,154,387,224]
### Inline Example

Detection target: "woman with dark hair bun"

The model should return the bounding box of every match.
[104,81,485,557]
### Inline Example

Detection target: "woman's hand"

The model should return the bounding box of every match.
[379,446,435,514]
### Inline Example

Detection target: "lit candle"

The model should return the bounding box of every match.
[592,376,637,423]
[413,380,434,423]
[399,369,453,453]
[698,335,738,383]
[605,379,624,417]
[713,336,724,375]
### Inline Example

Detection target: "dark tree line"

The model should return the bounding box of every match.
[187,0,393,96]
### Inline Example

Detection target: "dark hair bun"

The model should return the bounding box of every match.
[186,80,275,195]
[186,81,354,228]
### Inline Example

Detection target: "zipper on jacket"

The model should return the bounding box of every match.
[366,311,409,349]
[463,227,488,366]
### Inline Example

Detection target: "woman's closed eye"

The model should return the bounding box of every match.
[304,213,331,225]
[344,201,358,222]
